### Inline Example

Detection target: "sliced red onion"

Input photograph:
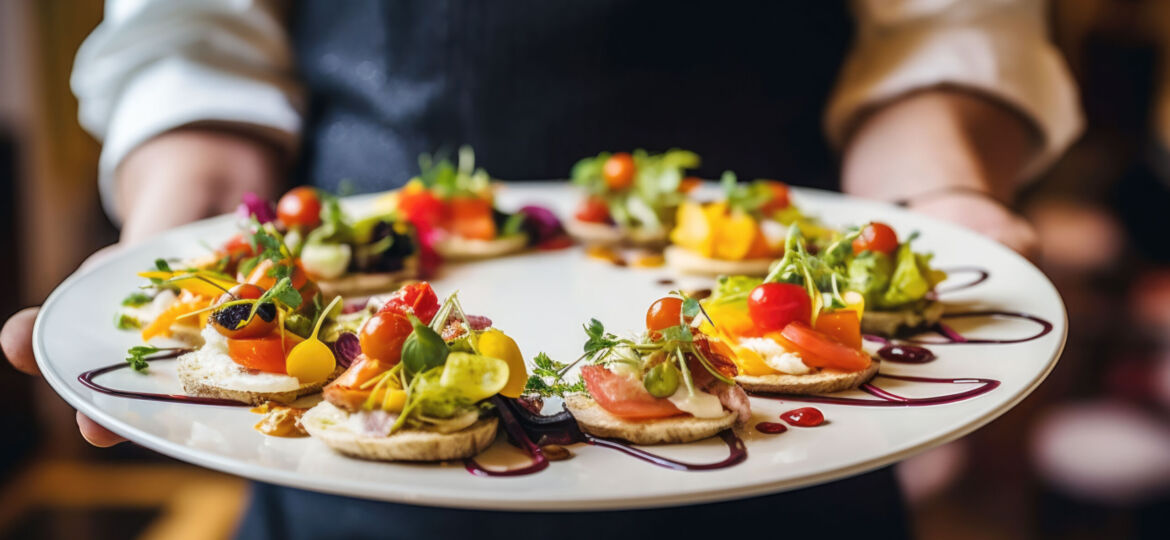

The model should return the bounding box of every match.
[330,332,361,368]
[518,205,564,246]
[466,314,492,330]
[237,192,277,224]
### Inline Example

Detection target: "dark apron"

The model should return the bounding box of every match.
[291,0,851,192]
[249,2,907,538]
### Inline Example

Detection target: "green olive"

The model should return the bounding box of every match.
[643,363,680,398]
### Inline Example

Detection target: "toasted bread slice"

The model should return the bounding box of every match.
[860,301,945,336]
[663,245,773,277]
[434,234,528,260]
[176,354,342,406]
[564,394,737,445]
[735,360,880,395]
[564,218,667,248]
[316,269,414,300]
[302,402,498,461]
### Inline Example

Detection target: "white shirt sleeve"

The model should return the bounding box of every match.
[827,0,1083,176]
[71,0,303,220]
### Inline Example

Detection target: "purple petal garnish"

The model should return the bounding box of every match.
[330,332,361,368]
[236,192,277,224]
[518,205,564,246]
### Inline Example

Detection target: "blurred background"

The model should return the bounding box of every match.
[2,1,1170,538]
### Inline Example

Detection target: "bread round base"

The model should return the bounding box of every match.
[176,358,343,405]
[434,234,528,260]
[735,360,880,395]
[564,218,667,248]
[317,269,415,300]
[664,246,774,276]
[302,403,499,462]
[860,301,945,336]
[564,394,737,445]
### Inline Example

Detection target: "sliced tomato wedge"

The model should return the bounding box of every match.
[778,322,871,372]
[580,365,683,420]
[379,282,440,324]
[227,333,304,374]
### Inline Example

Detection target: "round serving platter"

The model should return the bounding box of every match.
[33,183,1065,511]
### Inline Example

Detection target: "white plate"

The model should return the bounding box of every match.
[34,183,1066,511]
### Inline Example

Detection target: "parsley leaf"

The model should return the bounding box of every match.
[125,345,161,372]
[121,292,153,307]
[523,352,587,397]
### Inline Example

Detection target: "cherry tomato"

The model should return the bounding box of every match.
[227,333,303,373]
[758,181,791,214]
[645,296,684,333]
[602,152,636,190]
[852,222,899,255]
[243,259,316,306]
[397,187,444,229]
[379,282,441,324]
[574,197,612,224]
[359,311,413,365]
[277,187,322,229]
[580,365,682,420]
[215,283,266,305]
[748,283,811,333]
[220,234,255,260]
[211,283,277,339]
[778,322,871,372]
[813,310,862,349]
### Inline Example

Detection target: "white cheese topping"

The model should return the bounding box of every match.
[738,337,811,375]
[179,326,303,393]
[666,386,725,418]
[760,219,789,247]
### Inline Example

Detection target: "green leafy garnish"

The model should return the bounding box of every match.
[523,352,587,397]
[121,292,153,307]
[114,313,140,330]
[125,345,161,372]
[154,259,172,272]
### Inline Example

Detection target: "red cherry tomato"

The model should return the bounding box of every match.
[747,283,811,333]
[778,322,871,372]
[379,282,441,324]
[574,197,612,224]
[243,259,316,306]
[220,234,255,260]
[359,311,413,365]
[852,222,899,255]
[580,365,682,420]
[276,187,322,229]
[758,181,791,214]
[645,296,685,334]
[602,153,636,190]
[227,333,304,373]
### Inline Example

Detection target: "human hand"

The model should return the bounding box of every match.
[903,190,1038,258]
[1,128,281,446]
[841,90,1041,257]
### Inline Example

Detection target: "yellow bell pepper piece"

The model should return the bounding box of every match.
[137,271,237,298]
[475,329,528,398]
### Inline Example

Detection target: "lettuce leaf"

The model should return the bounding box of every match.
[878,243,932,308]
[847,251,893,305]
[707,274,764,307]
